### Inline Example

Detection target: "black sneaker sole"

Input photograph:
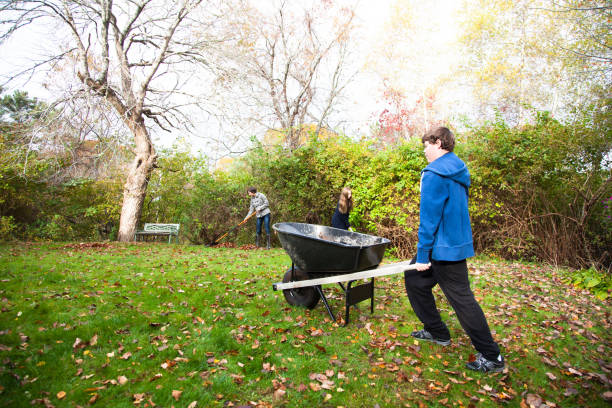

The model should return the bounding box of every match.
[412,336,451,346]
[465,363,505,373]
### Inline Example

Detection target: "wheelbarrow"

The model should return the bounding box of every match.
[271,222,418,325]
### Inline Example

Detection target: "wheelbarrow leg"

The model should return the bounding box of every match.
[370,277,375,314]
[345,281,352,326]
[344,278,376,326]
[315,285,335,322]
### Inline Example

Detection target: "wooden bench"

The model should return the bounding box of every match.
[134,223,180,243]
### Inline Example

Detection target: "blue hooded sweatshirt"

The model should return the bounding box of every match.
[416,152,475,264]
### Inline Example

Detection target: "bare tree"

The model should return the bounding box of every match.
[221,0,358,151]
[0,0,233,241]
[537,1,612,68]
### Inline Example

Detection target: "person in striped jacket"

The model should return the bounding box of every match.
[244,187,272,249]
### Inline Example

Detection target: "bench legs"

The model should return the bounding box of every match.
[133,233,177,243]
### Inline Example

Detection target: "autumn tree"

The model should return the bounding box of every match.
[541,1,611,78]
[457,0,611,123]
[0,0,235,241]
[364,0,451,140]
[374,86,443,145]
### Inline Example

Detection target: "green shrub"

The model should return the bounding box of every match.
[0,216,16,241]
[39,214,74,241]
[464,111,611,269]
[142,148,252,245]
[569,267,612,300]
[2,87,609,272]
[241,134,425,256]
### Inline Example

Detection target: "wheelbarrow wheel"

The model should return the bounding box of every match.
[282,268,319,309]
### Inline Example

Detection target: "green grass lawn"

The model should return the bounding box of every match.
[0,243,610,407]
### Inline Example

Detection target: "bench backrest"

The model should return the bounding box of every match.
[143,223,180,233]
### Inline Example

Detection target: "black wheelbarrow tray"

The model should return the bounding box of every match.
[272,222,418,325]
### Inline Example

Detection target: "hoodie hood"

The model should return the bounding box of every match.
[423,152,470,188]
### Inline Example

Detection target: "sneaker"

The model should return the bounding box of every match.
[410,329,451,346]
[466,353,505,373]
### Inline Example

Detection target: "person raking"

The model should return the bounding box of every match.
[244,187,271,249]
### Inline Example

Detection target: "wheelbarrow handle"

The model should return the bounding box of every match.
[273,261,418,291]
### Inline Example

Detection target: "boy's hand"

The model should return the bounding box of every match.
[415,262,431,271]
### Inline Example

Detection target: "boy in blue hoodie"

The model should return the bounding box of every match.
[406,127,504,373]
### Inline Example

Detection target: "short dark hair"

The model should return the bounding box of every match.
[247,187,257,193]
[422,127,455,152]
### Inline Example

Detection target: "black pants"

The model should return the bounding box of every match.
[404,259,500,361]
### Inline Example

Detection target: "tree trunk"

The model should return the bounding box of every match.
[117,121,157,242]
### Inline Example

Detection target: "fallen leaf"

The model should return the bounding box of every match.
[542,356,558,367]
[117,375,128,385]
[524,393,542,408]
[133,393,146,404]
[172,390,182,401]
[150,373,163,381]
[564,388,578,396]
[314,344,326,353]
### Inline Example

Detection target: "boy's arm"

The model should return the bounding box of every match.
[416,172,448,264]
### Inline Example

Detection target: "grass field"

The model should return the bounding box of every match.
[0,242,610,407]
